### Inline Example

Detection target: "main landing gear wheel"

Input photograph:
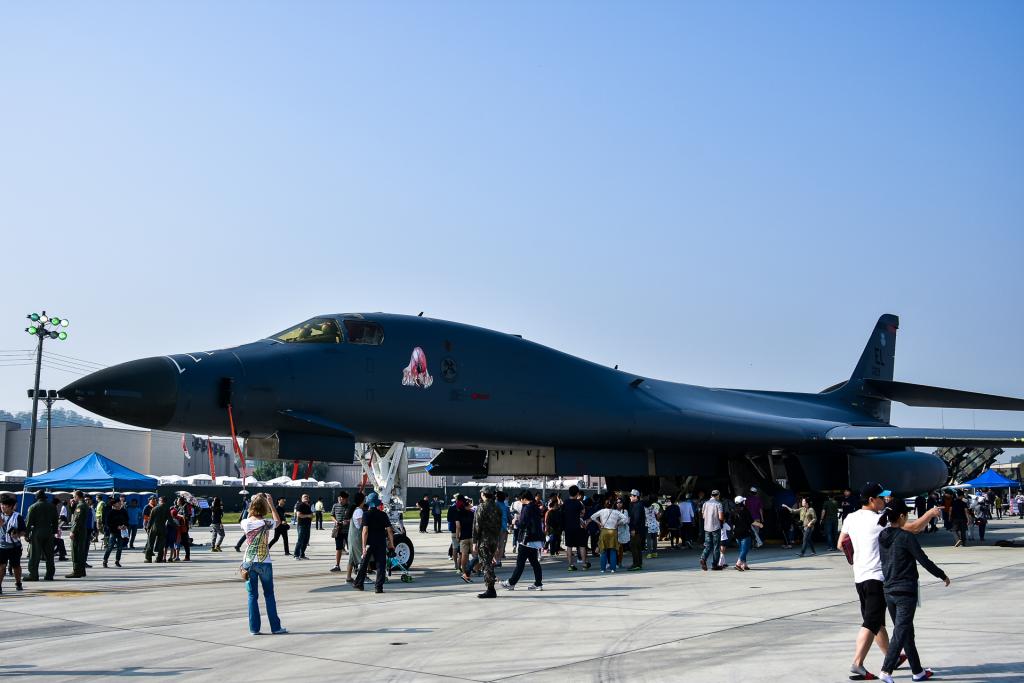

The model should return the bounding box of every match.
[392,533,414,569]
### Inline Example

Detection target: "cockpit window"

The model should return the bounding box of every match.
[272,317,343,344]
[344,320,384,345]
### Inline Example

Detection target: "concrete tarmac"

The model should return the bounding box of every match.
[1,517,1022,682]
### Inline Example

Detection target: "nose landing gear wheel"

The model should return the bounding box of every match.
[392,533,414,569]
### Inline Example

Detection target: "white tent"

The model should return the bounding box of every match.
[186,474,214,486]
[242,475,260,486]
[323,480,342,487]
[0,469,27,482]
[215,476,242,486]
[159,475,186,485]
[264,475,293,486]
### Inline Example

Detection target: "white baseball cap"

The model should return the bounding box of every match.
[734,496,746,504]
[629,489,640,497]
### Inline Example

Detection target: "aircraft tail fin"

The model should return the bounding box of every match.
[824,314,900,423]
[822,314,1024,422]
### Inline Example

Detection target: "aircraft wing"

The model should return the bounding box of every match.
[862,379,1024,411]
[825,425,1024,448]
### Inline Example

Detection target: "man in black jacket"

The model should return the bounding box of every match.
[627,489,645,570]
[501,490,544,590]
[102,498,130,568]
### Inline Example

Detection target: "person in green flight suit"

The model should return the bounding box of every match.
[25,490,57,581]
[472,486,502,599]
[144,496,171,563]
[66,490,90,578]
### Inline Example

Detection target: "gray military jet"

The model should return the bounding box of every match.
[61,313,1024,493]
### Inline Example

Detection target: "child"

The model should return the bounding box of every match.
[877,499,950,682]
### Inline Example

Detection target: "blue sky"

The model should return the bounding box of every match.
[1,2,1021,456]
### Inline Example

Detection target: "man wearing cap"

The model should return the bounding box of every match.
[699,490,725,571]
[838,482,941,680]
[626,490,646,571]
[353,492,395,594]
[25,490,57,582]
[473,487,502,598]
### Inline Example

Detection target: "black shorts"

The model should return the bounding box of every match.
[0,546,23,564]
[334,528,346,550]
[855,579,886,634]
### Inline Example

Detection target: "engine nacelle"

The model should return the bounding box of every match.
[848,450,948,494]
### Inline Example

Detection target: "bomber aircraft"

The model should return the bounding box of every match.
[61,313,1024,495]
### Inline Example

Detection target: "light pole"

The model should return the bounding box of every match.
[27,389,65,473]
[23,311,69,477]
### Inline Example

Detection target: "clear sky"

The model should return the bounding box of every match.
[1,3,1022,458]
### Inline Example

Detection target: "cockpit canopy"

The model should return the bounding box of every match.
[271,316,384,345]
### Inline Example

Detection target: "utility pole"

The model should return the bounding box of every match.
[28,389,65,473]
[23,311,69,477]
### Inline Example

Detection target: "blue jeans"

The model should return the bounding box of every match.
[737,536,752,564]
[799,527,816,555]
[823,521,837,550]
[293,524,310,557]
[246,562,282,634]
[600,548,617,571]
[701,530,721,566]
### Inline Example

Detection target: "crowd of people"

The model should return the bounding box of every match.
[3,479,1019,657]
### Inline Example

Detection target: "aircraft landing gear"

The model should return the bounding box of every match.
[355,442,415,569]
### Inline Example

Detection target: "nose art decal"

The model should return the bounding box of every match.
[401,347,434,389]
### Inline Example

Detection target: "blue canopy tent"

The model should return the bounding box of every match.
[24,452,158,492]
[961,469,1021,489]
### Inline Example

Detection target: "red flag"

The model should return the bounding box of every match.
[206,437,217,480]
[180,434,191,460]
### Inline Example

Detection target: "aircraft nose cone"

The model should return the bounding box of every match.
[60,357,178,429]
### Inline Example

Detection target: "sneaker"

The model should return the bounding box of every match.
[628,565,642,571]
[600,569,606,573]
[567,566,578,572]
[911,670,933,681]
[609,569,616,573]
[879,674,894,683]
[330,566,341,572]
[271,628,289,635]
[500,580,515,591]
[583,562,591,569]
[527,584,543,591]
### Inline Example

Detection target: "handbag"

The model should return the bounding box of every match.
[239,561,250,581]
[331,524,340,539]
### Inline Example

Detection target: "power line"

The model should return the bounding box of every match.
[45,351,106,368]
[0,349,107,369]
[38,357,97,373]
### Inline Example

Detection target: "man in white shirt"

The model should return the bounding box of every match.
[699,490,724,572]
[838,482,940,680]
